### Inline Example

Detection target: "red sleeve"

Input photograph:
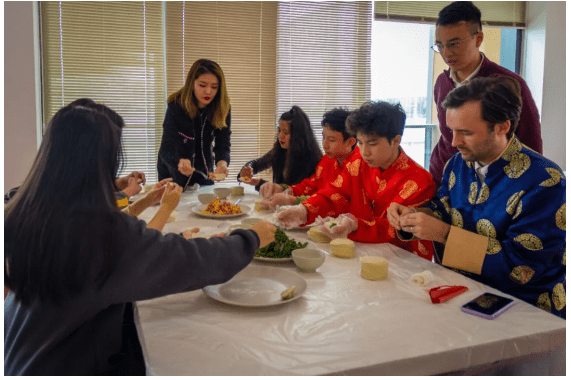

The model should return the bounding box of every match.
[289,168,319,196]
[302,167,352,225]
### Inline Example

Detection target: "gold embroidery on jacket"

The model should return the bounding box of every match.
[539,167,563,187]
[476,219,501,254]
[347,159,361,176]
[316,166,323,179]
[537,292,552,313]
[506,191,525,218]
[440,196,451,214]
[332,175,343,188]
[362,219,376,226]
[509,266,535,284]
[476,183,490,204]
[514,233,543,251]
[417,241,429,257]
[306,204,319,214]
[468,182,478,204]
[556,203,565,231]
[503,153,530,178]
[552,283,566,311]
[450,208,463,228]
[501,138,522,161]
[399,180,418,200]
[377,179,387,193]
[331,193,343,202]
[448,171,456,191]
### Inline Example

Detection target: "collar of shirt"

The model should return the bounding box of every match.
[450,52,485,87]
[473,161,489,182]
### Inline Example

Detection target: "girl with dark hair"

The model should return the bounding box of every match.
[157,59,232,188]
[4,104,275,375]
[238,106,322,195]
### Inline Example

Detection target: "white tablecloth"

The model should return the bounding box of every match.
[134,184,566,375]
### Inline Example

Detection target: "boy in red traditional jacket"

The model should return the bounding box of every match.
[277,101,436,260]
[259,108,358,209]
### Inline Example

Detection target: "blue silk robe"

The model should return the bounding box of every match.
[429,138,566,319]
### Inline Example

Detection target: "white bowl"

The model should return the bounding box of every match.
[241,217,264,226]
[213,188,231,199]
[230,186,244,196]
[198,193,217,204]
[292,248,326,272]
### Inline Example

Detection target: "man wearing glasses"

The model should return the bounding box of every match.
[430,1,542,185]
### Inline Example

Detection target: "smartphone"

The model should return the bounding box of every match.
[461,292,515,320]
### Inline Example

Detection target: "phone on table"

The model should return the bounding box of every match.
[461,292,515,320]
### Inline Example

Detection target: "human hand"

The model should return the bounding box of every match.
[182,227,200,239]
[239,166,253,180]
[276,204,308,229]
[249,221,277,248]
[143,184,167,206]
[261,193,296,210]
[260,182,284,199]
[123,176,142,197]
[399,212,451,243]
[154,178,173,190]
[387,202,416,230]
[215,161,229,177]
[318,213,358,239]
[128,171,146,185]
[178,159,195,176]
[160,182,182,212]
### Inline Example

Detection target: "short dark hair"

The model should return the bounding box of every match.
[441,76,522,139]
[346,101,406,142]
[321,107,353,141]
[437,1,482,31]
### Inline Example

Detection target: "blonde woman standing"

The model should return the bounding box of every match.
[158,59,232,188]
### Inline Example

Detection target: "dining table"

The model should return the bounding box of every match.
[132,183,566,376]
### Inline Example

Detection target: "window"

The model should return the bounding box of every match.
[40,2,165,182]
[276,1,371,158]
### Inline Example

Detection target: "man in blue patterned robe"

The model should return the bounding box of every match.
[388,76,565,319]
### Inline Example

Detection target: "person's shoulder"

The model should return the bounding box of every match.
[481,57,530,87]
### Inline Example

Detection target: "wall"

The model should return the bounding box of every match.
[4,1,38,193]
[523,1,565,170]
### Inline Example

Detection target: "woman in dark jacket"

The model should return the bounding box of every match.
[157,59,231,188]
[238,106,322,193]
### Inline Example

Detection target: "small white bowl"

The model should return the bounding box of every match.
[198,193,217,204]
[292,248,326,272]
[241,217,264,226]
[213,188,231,199]
[228,224,250,233]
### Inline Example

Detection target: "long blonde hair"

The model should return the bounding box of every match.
[167,59,230,128]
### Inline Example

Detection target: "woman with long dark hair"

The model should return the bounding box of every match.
[157,58,232,188]
[238,106,322,195]
[4,103,275,375]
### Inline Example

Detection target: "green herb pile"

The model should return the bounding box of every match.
[255,228,308,258]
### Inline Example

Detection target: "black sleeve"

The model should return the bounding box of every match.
[157,103,192,186]
[213,109,232,165]
[99,215,259,304]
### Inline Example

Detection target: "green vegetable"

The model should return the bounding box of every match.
[330,223,337,228]
[255,228,308,258]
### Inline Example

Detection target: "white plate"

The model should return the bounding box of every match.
[192,204,251,219]
[203,265,307,307]
[253,240,314,262]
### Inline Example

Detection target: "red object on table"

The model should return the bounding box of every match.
[427,285,468,304]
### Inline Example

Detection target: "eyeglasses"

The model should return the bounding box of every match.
[432,32,478,54]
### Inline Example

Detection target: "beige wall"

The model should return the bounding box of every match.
[4,1,38,193]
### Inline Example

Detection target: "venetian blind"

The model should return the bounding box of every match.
[40,1,165,182]
[277,1,371,150]
[374,1,526,27]
[165,1,278,181]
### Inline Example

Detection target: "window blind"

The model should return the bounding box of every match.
[277,1,371,151]
[40,1,165,182]
[165,1,278,181]
[374,1,526,27]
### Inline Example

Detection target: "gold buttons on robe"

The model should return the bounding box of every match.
[539,167,563,187]
[514,233,544,251]
[509,265,535,284]
[556,203,565,231]
[552,283,566,311]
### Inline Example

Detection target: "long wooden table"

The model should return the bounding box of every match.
[133,184,566,375]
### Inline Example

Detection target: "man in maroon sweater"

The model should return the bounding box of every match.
[430,1,542,184]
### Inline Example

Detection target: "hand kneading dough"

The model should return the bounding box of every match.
[167,210,177,223]
[330,238,356,258]
[307,226,332,243]
[360,256,388,280]
[255,199,270,212]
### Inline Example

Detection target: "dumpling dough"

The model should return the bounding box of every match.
[330,238,356,258]
[307,226,332,243]
[167,210,177,223]
[360,256,388,280]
